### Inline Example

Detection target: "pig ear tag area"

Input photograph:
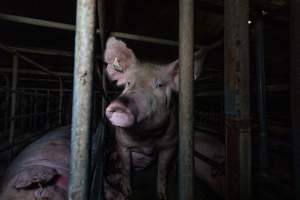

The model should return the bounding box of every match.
[113,57,124,73]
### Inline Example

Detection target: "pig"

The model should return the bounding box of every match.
[104,37,211,200]
[0,126,70,200]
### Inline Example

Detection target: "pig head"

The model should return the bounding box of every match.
[104,37,207,200]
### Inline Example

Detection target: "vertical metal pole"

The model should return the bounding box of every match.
[46,90,50,129]
[59,77,63,125]
[224,0,251,200]
[33,89,38,129]
[9,54,18,161]
[290,0,300,198]
[69,0,96,199]
[3,74,9,130]
[255,17,268,179]
[97,0,107,119]
[178,0,194,199]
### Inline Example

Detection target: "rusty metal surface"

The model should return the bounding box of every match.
[178,0,195,199]
[290,0,300,198]
[224,0,251,199]
[68,0,96,199]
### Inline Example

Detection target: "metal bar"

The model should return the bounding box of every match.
[0,12,205,49]
[0,110,60,121]
[178,0,194,199]
[7,46,102,59]
[0,13,75,31]
[255,17,268,180]
[290,0,300,198]
[59,77,64,125]
[46,90,50,129]
[0,43,60,77]
[110,32,202,49]
[0,67,73,77]
[8,54,18,161]
[224,0,251,200]
[69,0,96,199]
[8,46,74,57]
[97,0,107,120]
[0,88,59,97]
[33,90,38,129]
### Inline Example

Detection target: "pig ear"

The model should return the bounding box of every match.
[14,166,58,189]
[104,37,137,85]
[165,50,207,92]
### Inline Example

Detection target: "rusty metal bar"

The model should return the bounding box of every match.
[224,0,251,200]
[290,0,300,198]
[255,17,268,179]
[69,0,96,199]
[178,0,194,199]
[8,54,18,161]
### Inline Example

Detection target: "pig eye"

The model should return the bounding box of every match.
[126,81,131,86]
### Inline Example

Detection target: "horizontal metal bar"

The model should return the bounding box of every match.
[0,67,73,77]
[7,45,102,59]
[110,32,202,49]
[194,151,224,174]
[0,88,60,97]
[0,13,75,31]
[0,13,206,49]
[18,77,72,83]
[0,110,61,121]
[8,46,74,57]
[0,43,61,77]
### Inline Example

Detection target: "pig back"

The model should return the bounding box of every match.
[3,126,71,184]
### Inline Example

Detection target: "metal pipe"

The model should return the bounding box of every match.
[0,13,75,31]
[59,77,64,125]
[97,0,107,120]
[0,12,206,49]
[224,0,251,199]
[69,0,96,199]
[9,54,18,161]
[255,17,268,179]
[178,0,194,199]
[0,43,60,77]
[0,110,60,121]
[0,67,73,77]
[110,32,202,49]
[290,0,300,198]
[33,90,38,129]
[46,90,50,129]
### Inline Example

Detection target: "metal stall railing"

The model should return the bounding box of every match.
[178,0,195,200]
[224,0,251,200]
[290,0,300,198]
[0,43,65,161]
[68,0,96,199]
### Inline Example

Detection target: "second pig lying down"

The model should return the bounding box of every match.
[0,126,70,200]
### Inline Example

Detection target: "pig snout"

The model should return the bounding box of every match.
[106,97,135,127]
